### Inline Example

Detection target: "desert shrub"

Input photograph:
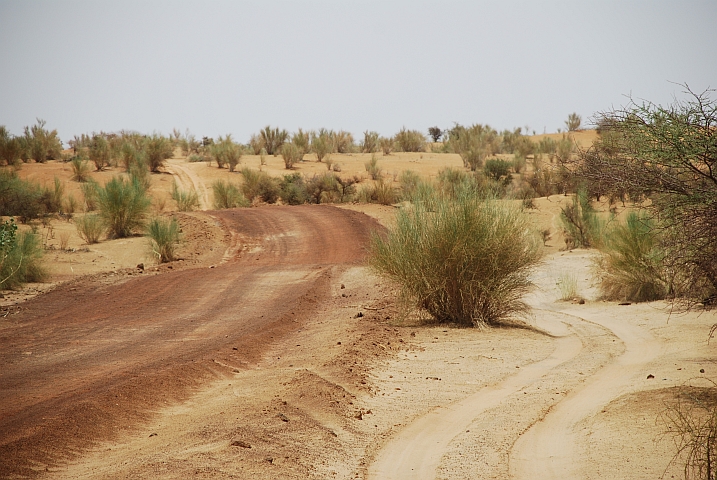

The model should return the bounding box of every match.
[23,119,62,163]
[661,382,717,480]
[394,128,426,152]
[311,133,331,162]
[70,156,91,182]
[361,131,380,153]
[399,170,421,201]
[170,181,199,211]
[75,213,103,244]
[63,195,77,215]
[332,130,355,153]
[240,168,280,203]
[556,272,579,301]
[537,137,558,157]
[89,134,111,171]
[428,127,443,143]
[570,87,717,304]
[565,112,582,131]
[437,168,479,198]
[129,156,151,192]
[212,180,249,209]
[260,126,288,156]
[364,154,382,180]
[291,129,310,157]
[369,195,542,326]
[306,173,356,204]
[379,136,394,155]
[249,133,264,155]
[96,176,150,238]
[512,155,526,174]
[358,179,396,205]
[279,173,309,205]
[560,187,604,249]
[0,126,23,166]
[484,158,512,181]
[448,124,499,171]
[211,135,242,171]
[596,210,667,302]
[147,216,180,263]
[80,179,99,212]
[144,134,174,172]
[187,153,205,163]
[0,170,45,222]
[281,143,302,169]
[0,221,46,289]
[41,177,64,214]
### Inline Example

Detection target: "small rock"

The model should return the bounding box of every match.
[265,456,274,464]
[149,432,157,437]
[277,413,290,422]
[355,411,363,420]
[647,374,655,379]
[231,440,252,448]
[355,312,363,318]
[701,368,706,373]
[136,263,144,270]
[341,293,347,297]
[619,302,632,306]
[232,347,238,350]
[340,284,345,289]
[578,298,585,305]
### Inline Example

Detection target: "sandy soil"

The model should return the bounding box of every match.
[2,135,716,479]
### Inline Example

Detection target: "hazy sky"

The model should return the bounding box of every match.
[1,1,715,144]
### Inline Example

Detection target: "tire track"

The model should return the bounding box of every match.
[165,162,211,210]
[508,307,661,479]
[367,315,584,480]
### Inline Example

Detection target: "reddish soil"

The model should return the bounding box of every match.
[0,205,382,478]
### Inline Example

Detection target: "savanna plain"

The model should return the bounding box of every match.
[0,114,716,479]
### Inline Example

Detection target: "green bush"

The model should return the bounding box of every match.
[596,211,667,302]
[259,126,288,156]
[399,170,421,201]
[0,126,23,166]
[71,156,91,182]
[311,134,331,162]
[240,167,280,203]
[394,128,426,152]
[0,169,44,222]
[448,124,500,171]
[211,135,242,171]
[380,136,394,155]
[369,195,541,326]
[361,131,380,153]
[212,180,249,209]
[170,181,199,211]
[484,158,512,181]
[96,176,151,238]
[306,173,356,204]
[81,179,99,212]
[357,179,396,205]
[0,220,46,289]
[148,217,180,263]
[75,213,103,244]
[281,143,302,169]
[560,187,604,249]
[89,135,111,171]
[145,134,174,172]
[23,119,62,163]
[279,173,309,205]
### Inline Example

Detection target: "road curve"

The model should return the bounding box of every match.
[367,315,583,480]
[0,205,381,478]
[509,307,661,479]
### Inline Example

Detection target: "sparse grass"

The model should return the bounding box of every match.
[212,180,249,209]
[170,181,199,212]
[556,271,579,301]
[660,382,717,480]
[596,210,667,302]
[58,231,70,251]
[364,154,382,180]
[96,176,150,238]
[80,179,99,212]
[560,187,604,249]
[147,216,180,263]
[369,194,542,327]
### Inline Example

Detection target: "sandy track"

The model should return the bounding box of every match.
[509,307,661,479]
[165,162,211,210]
[0,205,381,478]
[367,316,582,479]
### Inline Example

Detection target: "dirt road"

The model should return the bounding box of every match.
[0,205,382,478]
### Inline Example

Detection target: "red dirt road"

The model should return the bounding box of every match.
[0,205,381,478]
